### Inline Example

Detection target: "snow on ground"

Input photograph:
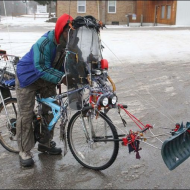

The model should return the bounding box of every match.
[100,29,190,65]
[1,16,190,67]
[0,16,55,26]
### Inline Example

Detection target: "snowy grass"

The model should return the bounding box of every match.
[0,16,55,26]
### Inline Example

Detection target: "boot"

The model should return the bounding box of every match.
[19,151,34,167]
[38,141,62,155]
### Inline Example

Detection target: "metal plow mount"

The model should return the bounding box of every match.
[161,122,190,170]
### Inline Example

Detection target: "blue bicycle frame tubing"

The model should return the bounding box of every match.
[36,86,87,130]
[37,97,61,131]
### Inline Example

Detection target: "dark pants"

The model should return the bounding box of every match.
[15,76,57,152]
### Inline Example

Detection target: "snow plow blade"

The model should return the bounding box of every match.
[161,122,190,170]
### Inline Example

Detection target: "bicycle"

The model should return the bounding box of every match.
[0,54,19,153]
[31,83,119,170]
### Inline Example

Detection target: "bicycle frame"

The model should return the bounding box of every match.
[35,86,87,132]
[35,89,111,145]
[36,96,67,131]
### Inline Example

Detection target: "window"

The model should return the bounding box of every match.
[77,0,86,13]
[167,5,171,19]
[161,6,165,19]
[108,0,116,13]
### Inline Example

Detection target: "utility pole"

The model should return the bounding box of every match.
[26,1,27,14]
[48,1,52,18]
[22,0,27,14]
[101,0,106,24]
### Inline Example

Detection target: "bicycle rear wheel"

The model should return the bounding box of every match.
[0,98,19,153]
[67,110,119,170]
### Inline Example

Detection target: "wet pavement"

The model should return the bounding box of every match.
[1,61,190,189]
[1,23,190,189]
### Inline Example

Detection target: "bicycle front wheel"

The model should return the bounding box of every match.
[67,110,119,170]
[0,98,19,153]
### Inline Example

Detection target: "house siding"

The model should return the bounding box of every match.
[105,1,135,25]
[57,0,135,25]
[176,1,190,26]
[57,1,98,21]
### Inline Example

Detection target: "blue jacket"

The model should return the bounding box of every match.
[17,30,64,88]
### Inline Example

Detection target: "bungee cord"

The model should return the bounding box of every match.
[134,91,175,124]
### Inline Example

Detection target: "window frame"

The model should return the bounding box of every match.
[77,0,86,13]
[108,0,116,14]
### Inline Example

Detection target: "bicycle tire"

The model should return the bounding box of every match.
[0,98,19,153]
[67,110,119,170]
